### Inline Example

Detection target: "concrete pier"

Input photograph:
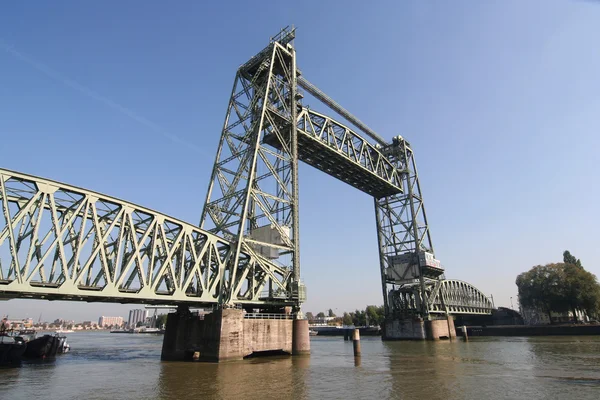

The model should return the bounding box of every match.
[161,307,301,362]
[292,319,310,355]
[383,315,456,340]
[383,317,426,340]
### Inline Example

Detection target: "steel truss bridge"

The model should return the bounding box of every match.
[0,27,492,318]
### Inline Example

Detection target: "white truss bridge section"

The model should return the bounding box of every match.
[428,280,493,314]
[0,169,293,306]
[390,279,493,316]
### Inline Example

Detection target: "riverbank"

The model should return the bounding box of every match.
[309,326,381,336]
[465,323,600,337]
[310,323,600,338]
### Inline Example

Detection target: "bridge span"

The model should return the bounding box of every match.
[0,168,293,307]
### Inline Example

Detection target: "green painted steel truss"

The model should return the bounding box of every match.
[0,169,294,306]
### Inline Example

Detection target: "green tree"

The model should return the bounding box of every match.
[581,285,600,320]
[365,305,385,327]
[328,309,336,318]
[516,264,566,323]
[563,250,582,268]
[305,312,314,321]
[342,312,353,326]
[352,310,366,327]
[155,314,168,328]
[316,312,325,319]
[562,262,600,321]
[517,261,600,323]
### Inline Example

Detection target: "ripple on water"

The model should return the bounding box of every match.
[2,334,600,399]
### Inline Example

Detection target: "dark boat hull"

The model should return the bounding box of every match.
[23,334,61,359]
[0,340,27,367]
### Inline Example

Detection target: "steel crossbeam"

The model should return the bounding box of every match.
[263,108,404,197]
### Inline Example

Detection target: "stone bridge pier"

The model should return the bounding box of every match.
[161,306,310,362]
[383,315,457,340]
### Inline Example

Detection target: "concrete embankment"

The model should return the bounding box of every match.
[463,324,600,337]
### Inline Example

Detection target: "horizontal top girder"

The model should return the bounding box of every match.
[263,107,404,198]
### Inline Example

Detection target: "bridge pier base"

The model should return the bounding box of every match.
[425,315,456,340]
[383,316,456,340]
[161,307,302,362]
[292,318,310,355]
[383,317,426,340]
[161,306,244,362]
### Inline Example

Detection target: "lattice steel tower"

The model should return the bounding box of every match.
[200,28,303,310]
[201,27,454,319]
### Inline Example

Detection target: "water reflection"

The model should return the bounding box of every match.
[3,333,600,400]
[383,340,456,399]
[526,336,600,383]
[157,355,309,400]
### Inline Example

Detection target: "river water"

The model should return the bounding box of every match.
[2,332,599,399]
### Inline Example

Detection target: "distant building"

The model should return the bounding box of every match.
[3,317,35,329]
[98,316,124,327]
[128,309,148,328]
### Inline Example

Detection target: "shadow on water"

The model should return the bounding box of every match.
[157,354,310,400]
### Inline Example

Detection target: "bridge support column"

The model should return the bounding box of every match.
[383,317,426,340]
[161,307,302,362]
[161,307,244,362]
[447,315,456,339]
[292,318,310,355]
[425,316,455,340]
[381,316,458,340]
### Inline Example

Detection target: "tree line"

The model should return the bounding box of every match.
[516,251,600,323]
[305,305,385,327]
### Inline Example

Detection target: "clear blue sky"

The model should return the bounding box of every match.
[1,1,599,321]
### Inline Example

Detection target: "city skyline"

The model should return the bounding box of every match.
[1,1,599,320]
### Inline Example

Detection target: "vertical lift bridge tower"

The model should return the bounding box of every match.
[201,27,453,340]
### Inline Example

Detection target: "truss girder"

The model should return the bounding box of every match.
[0,169,293,306]
[429,280,494,314]
[291,108,403,197]
[389,280,492,316]
[262,107,404,197]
